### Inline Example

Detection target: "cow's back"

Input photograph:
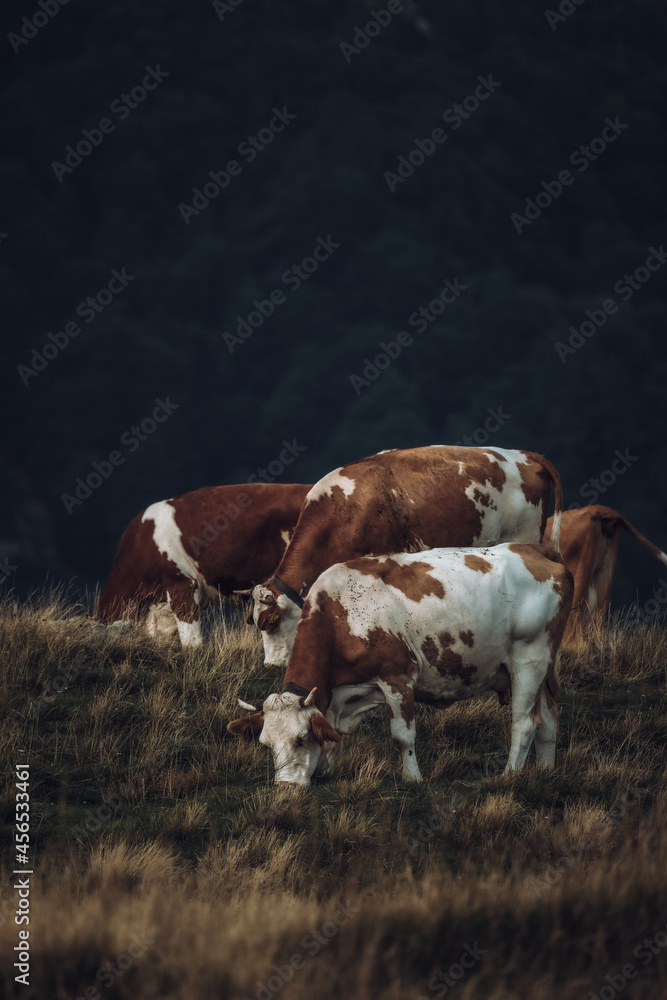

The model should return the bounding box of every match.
[277,447,558,592]
[296,543,572,702]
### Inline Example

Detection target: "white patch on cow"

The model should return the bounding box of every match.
[376,679,421,781]
[586,585,598,612]
[258,691,327,784]
[250,587,302,669]
[142,500,202,583]
[306,468,357,504]
[146,602,177,640]
[174,618,202,647]
[280,528,291,548]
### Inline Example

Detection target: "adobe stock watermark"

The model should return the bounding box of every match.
[630,578,667,626]
[241,898,364,1000]
[511,116,629,234]
[65,933,155,1000]
[384,75,501,192]
[61,397,180,514]
[18,267,136,385]
[71,722,181,840]
[222,236,340,352]
[8,0,70,53]
[544,0,586,31]
[350,277,467,394]
[405,748,507,856]
[453,406,511,447]
[588,919,667,1000]
[555,245,666,362]
[0,556,18,585]
[188,438,306,557]
[417,942,487,999]
[213,0,246,20]
[339,0,411,63]
[528,781,645,898]
[179,106,296,224]
[567,449,638,508]
[51,67,169,183]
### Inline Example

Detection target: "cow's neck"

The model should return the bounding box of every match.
[281,631,334,714]
[271,543,325,603]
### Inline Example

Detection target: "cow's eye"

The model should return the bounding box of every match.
[294,736,305,748]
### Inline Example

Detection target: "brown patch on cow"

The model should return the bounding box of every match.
[349,556,446,602]
[257,606,282,633]
[516,451,551,508]
[459,629,474,647]
[420,632,476,684]
[227,712,264,741]
[310,713,342,745]
[464,554,492,574]
[472,488,495,509]
[283,593,415,713]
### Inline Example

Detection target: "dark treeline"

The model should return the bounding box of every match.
[1,0,666,606]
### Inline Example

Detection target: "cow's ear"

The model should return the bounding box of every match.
[227,712,264,741]
[257,607,282,633]
[310,713,341,746]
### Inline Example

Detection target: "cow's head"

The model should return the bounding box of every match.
[227,688,341,785]
[247,584,303,669]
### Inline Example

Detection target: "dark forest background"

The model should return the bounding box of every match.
[1,0,666,608]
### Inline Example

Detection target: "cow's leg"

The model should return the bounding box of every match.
[146,602,178,641]
[378,680,421,782]
[175,618,203,648]
[505,642,550,771]
[532,669,558,768]
[167,584,203,649]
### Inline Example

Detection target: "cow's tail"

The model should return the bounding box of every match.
[534,454,563,556]
[615,515,667,568]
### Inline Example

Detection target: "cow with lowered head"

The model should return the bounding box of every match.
[98,482,311,647]
[230,542,574,784]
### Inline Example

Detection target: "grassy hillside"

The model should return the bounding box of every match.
[1,595,666,998]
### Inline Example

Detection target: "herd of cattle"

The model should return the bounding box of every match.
[97,445,667,785]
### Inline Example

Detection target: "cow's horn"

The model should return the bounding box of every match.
[303,687,317,707]
[238,698,261,712]
[233,589,253,596]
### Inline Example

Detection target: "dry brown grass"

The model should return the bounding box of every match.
[0,594,666,998]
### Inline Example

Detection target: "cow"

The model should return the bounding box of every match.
[246,446,564,668]
[98,483,311,647]
[229,543,574,784]
[544,505,667,645]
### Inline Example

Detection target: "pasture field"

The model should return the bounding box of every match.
[1,594,666,1000]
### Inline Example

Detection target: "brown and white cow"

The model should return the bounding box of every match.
[544,505,667,644]
[98,483,311,646]
[229,543,574,784]
[248,446,564,668]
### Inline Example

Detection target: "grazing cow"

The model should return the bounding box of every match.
[544,505,667,644]
[229,543,574,784]
[248,446,563,668]
[98,483,311,647]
